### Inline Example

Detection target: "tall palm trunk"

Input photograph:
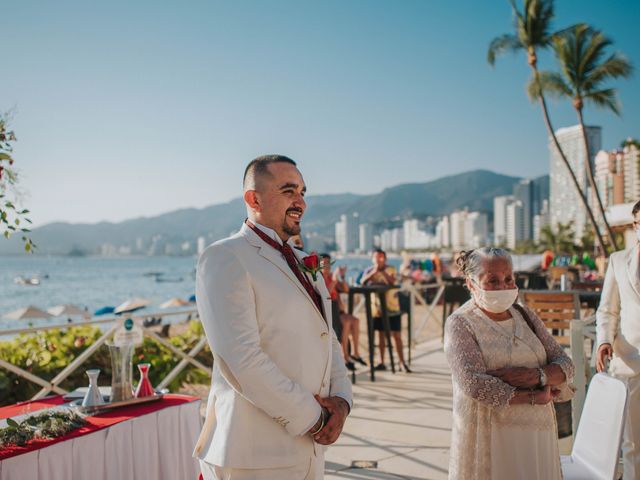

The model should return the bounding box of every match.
[576,107,619,250]
[531,67,608,254]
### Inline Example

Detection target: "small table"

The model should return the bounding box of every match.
[347,285,400,381]
[0,394,202,480]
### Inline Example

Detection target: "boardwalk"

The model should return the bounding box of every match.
[325,338,452,480]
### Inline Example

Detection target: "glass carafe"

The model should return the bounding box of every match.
[107,342,134,402]
[134,363,155,398]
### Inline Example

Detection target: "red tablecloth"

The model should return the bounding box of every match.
[0,394,199,461]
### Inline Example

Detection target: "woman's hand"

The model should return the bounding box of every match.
[488,367,539,388]
[534,385,561,404]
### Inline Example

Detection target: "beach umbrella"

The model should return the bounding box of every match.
[4,305,53,320]
[115,297,151,315]
[94,306,115,316]
[159,297,189,309]
[47,304,88,317]
[188,294,196,303]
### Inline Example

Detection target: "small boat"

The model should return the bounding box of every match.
[155,276,183,283]
[14,275,41,286]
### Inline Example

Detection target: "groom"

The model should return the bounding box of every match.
[194,155,353,479]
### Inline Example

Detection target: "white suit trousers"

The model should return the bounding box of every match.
[200,452,323,480]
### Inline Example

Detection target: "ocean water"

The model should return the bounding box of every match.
[0,255,385,330]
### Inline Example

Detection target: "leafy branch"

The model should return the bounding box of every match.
[0,112,35,252]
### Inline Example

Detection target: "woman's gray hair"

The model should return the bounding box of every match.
[456,247,513,281]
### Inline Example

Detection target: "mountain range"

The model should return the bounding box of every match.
[0,169,548,255]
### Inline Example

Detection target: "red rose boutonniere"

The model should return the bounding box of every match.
[300,253,322,281]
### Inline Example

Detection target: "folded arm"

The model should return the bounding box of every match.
[444,315,516,410]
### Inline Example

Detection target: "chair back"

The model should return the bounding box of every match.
[521,291,579,346]
[572,373,627,479]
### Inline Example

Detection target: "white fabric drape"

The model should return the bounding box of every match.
[0,399,202,480]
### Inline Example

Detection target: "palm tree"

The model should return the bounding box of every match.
[488,0,608,254]
[535,24,633,251]
[539,222,576,254]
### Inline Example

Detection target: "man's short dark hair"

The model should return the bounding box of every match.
[632,200,640,217]
[320,253,331,261]
[243,155,297,190]
[373,248,386,257]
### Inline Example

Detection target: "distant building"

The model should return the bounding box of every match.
[403,219,431,250]
[436,216,450,248]
[335,213,359,254]
[595,149,625,208]
[513,179,533,240]
[533,200,550,244]
[304,232,328,253]
[359,223,373,253]
[505,200,524,250]
[623,140,640,202]
[493,195,514,246]
[550,124,602,240]
[450,209,487,250]
[380,228,404,252]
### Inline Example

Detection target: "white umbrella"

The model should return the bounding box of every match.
[159,297,189,309]
[115,297,151,314]
[47,304,88,317]
[5,305,53,320]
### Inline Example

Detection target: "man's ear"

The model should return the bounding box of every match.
[244,190,260,212]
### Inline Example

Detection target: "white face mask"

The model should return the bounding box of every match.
[471,282,519,313]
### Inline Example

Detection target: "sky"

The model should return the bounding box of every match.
[4,0,640,227]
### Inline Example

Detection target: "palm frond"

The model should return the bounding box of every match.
[487,33,523,65]
[584,88,621,115]
[527,71,572,101]
[582,52,633,91]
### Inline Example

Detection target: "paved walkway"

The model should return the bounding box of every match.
[325,338,452,480]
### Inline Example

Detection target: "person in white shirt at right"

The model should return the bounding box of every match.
[596,199,640,480]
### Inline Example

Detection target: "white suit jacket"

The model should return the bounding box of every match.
[596,244,640,378]
[193,223,353,468]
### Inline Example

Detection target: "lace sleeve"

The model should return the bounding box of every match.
[444,314,516,410]
[521,304,575,381]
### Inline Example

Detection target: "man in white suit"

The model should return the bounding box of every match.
[596,200,640,479]
[194,155,353,479]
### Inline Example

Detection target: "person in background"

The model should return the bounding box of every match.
[541,249,554,270]
[320,254,366,371]
[596,199,640,479]
[361,249,411,373]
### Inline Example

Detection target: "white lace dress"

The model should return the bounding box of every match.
[444,301,575,480]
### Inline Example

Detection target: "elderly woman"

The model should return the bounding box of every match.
[444,248,574,480]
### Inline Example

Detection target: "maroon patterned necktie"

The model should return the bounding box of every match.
[245,220,324,317]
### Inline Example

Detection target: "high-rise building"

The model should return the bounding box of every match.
[359,223,373,253]
[533,200,550,244]
[379,228,404,252]
[466,211,488,249]
[436,216,450,248]
[494,195,514,246]
[505,200,524,249]
[403,219,432,249]
[549,124,602,240]
[595,149,625,208]
[513,179,533,240]
[197,236,206,256]
[334,212,360,254]
[450,209,488,250]
[623,139,640,203]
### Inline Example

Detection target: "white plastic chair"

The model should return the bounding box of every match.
[561,373,627,480]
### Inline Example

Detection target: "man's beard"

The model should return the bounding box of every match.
[283,220,301,237]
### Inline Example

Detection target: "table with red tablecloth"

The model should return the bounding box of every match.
[0,394,202,480]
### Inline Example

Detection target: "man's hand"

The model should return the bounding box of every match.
[313,395,349,445]
[535,385,560,405]
[488,367,539,388]
[596,343,613,372]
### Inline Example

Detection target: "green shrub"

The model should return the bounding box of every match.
[0,321,212,406]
